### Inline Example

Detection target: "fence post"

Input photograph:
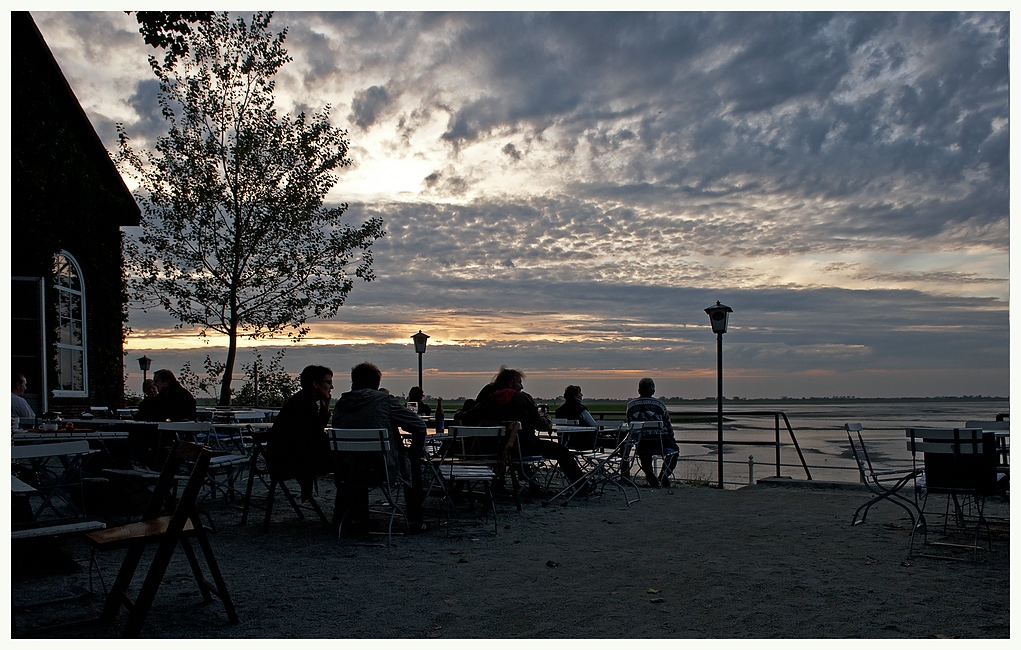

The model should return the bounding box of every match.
[748,455,754,486]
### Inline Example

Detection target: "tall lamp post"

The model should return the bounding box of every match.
[704,301,733,489]
[412,330,429,391]
[137,355,153,383]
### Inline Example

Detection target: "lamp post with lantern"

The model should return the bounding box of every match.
[412,330,429,391]
[137,355,153,383]
[704,301,733,489]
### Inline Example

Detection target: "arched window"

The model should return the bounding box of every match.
[52,251,88,396]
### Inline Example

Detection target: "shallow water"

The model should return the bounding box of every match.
[658,399,1008,487]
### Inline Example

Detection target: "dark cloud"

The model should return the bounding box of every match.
[349,84,393,129]
[30,10,1010,398]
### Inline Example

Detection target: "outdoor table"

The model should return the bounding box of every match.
[12,441,98,521]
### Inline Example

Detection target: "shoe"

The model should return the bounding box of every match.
[576,481,595,497]
[645,474,660,488]
[661,476,671,488]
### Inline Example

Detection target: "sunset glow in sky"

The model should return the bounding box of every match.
[25,8,1011,400]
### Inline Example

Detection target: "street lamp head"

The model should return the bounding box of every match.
[412,330,430,354]
[137,355,152,372]
[704,301,733,334]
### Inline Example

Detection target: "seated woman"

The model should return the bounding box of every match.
[554,385,599,428]
[407,385,432,416]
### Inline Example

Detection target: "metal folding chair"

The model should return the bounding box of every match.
[844,423,924,536]
[328,427,409,545]
[439,426,507,534]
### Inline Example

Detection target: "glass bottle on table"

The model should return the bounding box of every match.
[435,397,445,434]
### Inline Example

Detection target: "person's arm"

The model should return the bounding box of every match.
[389,395,427,434]
[579,408,598,428]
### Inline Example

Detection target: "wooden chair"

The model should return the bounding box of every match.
[906,427,1009,559]
[85,441,239,637]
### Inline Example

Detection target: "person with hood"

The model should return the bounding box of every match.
[462,367,591,495]
[265,365,334,501]
[554,385,599,427]
[331,361,429,534]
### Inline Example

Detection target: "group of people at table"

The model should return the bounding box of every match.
[12,362,680,537]
[265,362,679,536]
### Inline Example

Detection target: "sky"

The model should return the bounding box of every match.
[20,7,1013,401]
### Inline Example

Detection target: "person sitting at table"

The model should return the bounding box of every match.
[554,385,599,428]
[136,378,158,414]
[135,369,197,421]
[332,361,429,534]
[626,377,678,488]
[407,385,432,415]
[461,367,591,496]
[12,372,35,420]
[265,365,334,502]
[452,399,476,426]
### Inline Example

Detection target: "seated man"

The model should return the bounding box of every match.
[12,372,35,420]
[136,369,197,421]
[554,384,598,428]
[462,367,591,495]
[265,365,334,502]
[331,362,429,534]
[626,377,679,487]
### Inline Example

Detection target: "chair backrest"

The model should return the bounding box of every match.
[556,426,599,451]
[447,425,507,463]
[158,421,213,433]
[327,428,393,486]
[144,440,212,521]
[905,427,997,493]
[627,419,666,441]
[964,420,1009,430]
[844,422,874,484]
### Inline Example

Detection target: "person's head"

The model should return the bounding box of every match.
[564,385,583,401]
[299,365,334,401]
[638,377,656,397]
[493,367,525,391]
[13,373,27,396]
[408,386,425,402]
[458,398,476,412]
[152,369,179,392]
[142,379,158,398]
[350,362,382,390]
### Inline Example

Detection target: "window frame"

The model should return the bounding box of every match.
[51,250,88,398]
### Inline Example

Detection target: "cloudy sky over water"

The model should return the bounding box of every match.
[27,9,1011,401]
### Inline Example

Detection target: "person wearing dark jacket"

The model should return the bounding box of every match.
[265,365,334,501]
[332,361,429,534]
[462,367,590,494]
[136,369,197,422]
[554,385,599,427]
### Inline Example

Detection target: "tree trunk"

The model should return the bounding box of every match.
[219,328,238,406]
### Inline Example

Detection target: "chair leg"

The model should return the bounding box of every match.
[178,537,213,602]
[120,536,182,637]
[262,480,278,531]
[192,526,239,624]
[98,541,147,623]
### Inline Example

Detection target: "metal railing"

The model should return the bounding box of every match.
[590,409,813,486]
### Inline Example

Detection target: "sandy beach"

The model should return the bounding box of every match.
[10,478,1010,639]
